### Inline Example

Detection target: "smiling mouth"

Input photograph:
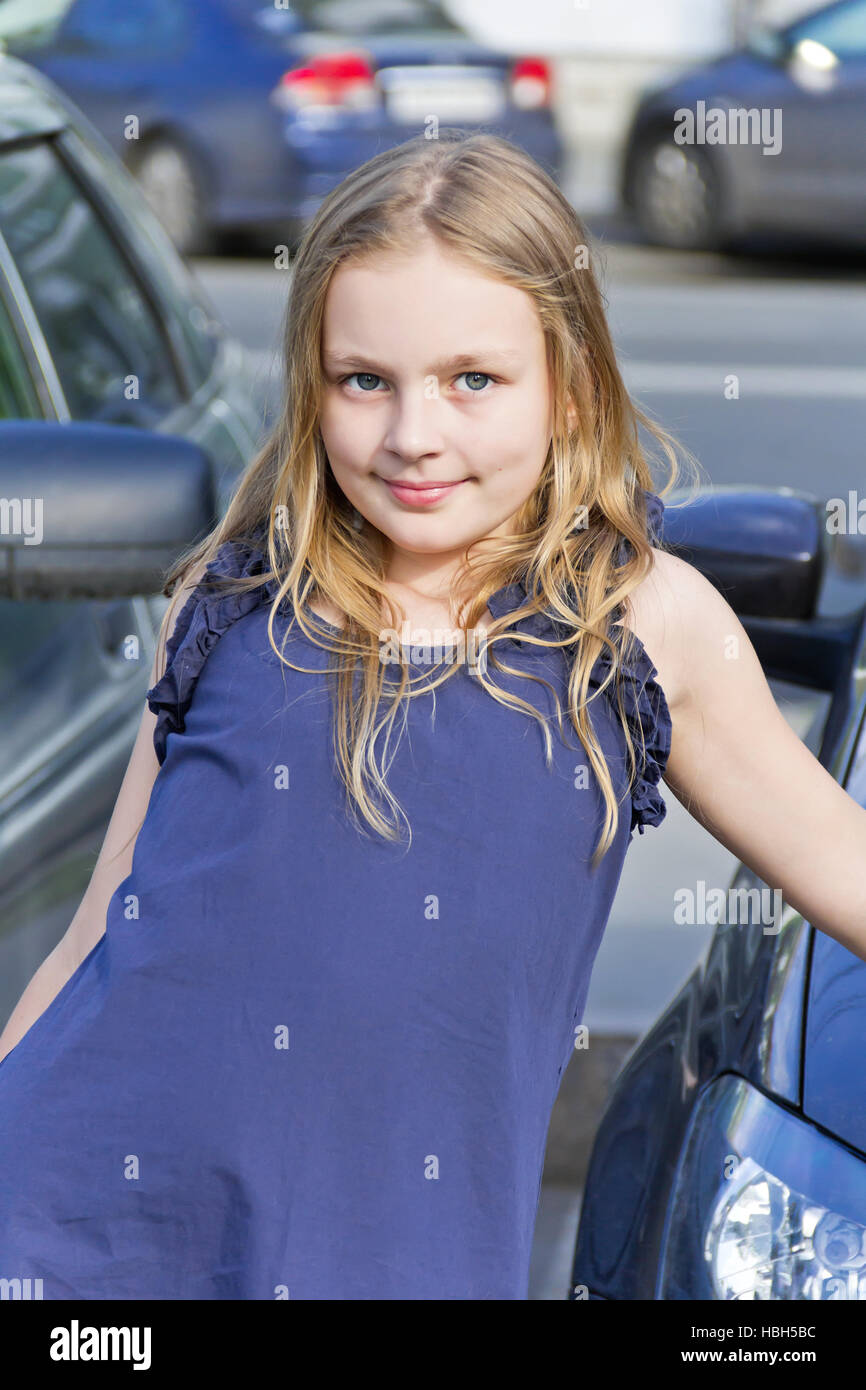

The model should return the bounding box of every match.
[381,477,469,507]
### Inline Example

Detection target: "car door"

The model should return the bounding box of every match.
[0,279,161,1030]
[802,691,866,1154]
[0,134,185,1029]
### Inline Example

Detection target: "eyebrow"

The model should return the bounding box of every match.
[323,348,523,375]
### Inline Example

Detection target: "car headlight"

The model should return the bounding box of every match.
[658,1074,866,1299]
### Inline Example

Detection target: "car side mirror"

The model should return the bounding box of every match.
[0,420,216,599]
[661,485,825,621]
[661,487,866,754]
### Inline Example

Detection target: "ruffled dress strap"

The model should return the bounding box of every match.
[146,526,274,766]
[487,487,672,835]
[643,488,665,547]
[591,625,672,837]
[600,487,672,835]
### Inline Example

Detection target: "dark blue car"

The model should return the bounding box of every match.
[620,0,866,250]
[571,489,866,1300]
[13,0,562,256]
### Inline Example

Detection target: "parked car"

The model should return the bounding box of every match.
[571,488,866,1300]
[0,51,263,1028]
[620,0,866,250]
[5,0,563,257]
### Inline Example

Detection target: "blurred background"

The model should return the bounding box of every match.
[0,0,863,1297]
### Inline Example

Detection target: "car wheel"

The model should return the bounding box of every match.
[630,135,724,251]
[128,139,211,257]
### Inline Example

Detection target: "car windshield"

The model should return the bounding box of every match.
[745,0,866,60]
[743,25,788,60]
[781,0,866,57]
[224,0,462,36]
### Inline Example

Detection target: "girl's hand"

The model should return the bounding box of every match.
[624,548,866,962]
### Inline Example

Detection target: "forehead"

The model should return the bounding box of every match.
[321,248,542,360]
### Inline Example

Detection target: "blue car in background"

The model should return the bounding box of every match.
[620,0,866,250]
[10,0,562,257]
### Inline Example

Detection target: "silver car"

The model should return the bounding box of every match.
[0,53,263,1025]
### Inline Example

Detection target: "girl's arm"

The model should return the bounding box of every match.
[626,547,866,962]
[0,560,207,1064]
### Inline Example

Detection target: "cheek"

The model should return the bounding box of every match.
[488,387,550,452]
[318,396,343,447]
[480,413,549,494]
[319,398,371,473]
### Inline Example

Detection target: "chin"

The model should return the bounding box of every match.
[388,516,475,543]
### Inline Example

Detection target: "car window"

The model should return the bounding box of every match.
[231,0,461,36]
[54,0,189,52]
[786,0,866,57]
[60,129,222,392]
[0,293,40,418]
[309,0,460,33]
[0,138,183,426]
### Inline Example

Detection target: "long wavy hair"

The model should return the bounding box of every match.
[154,130,700,867]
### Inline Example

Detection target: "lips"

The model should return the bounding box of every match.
[382,477,468,507]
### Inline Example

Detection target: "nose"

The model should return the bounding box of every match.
[382,386,445,463]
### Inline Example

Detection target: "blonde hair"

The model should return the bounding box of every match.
[157,130,701,867]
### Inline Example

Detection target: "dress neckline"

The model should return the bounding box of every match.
[245,485,664,662]
[147,490,672,828]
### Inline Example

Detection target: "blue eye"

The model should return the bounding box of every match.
[338,370,496,393]
[460,371,492,392]
[345,372,383,392]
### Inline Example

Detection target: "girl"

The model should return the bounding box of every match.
[1,131,864,1301]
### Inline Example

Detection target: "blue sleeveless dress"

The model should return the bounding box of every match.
[0,492,670,1299]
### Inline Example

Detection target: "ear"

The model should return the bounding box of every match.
[565,395,578,433]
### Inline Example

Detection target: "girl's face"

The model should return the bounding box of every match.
[319,238,562,582]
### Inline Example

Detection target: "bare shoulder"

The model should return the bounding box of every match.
[618,546,740,714]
